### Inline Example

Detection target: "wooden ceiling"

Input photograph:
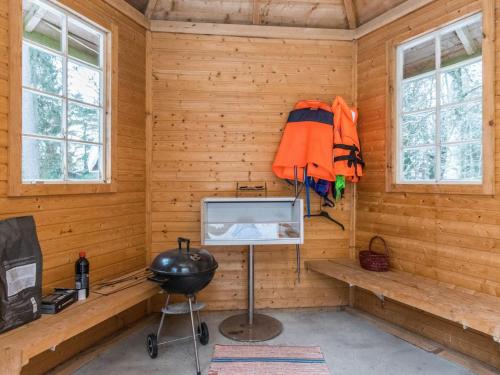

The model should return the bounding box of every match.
[124,0,409,29]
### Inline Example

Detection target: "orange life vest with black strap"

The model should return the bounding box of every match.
[272,100,336,182]
[332,97,364,183]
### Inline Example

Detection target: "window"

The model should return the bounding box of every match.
[396,14,483,184]
[21,0,108,183]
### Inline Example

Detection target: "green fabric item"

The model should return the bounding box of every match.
[335,175,346,201]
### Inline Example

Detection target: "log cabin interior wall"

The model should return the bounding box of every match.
[148,32,355,309]
[1,0,147,296]
[2,0,500,371]
[1,1,147,373]
[355,0,500,367]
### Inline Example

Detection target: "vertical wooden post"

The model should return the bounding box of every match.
[145,30,153,267]
[349,40,358,261]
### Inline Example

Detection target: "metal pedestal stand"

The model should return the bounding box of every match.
[219,245,283,342]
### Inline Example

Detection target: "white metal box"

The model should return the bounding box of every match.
[201,197,304,246]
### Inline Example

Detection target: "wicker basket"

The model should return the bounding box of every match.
[359,236,390,272]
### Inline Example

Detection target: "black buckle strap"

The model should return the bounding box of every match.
[334,142,365,178]
[334,144,359,152]
[334,155,365,166]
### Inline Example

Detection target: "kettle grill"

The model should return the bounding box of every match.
[147,237,218,375]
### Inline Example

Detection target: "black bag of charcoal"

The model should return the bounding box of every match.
[0,216,42,333]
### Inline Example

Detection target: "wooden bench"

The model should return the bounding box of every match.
[0,270,160,375]
[306,259,500,342]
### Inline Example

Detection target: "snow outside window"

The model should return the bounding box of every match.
[396,14,483,184]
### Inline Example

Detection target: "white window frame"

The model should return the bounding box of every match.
[395,13,483,185]
[21,0,109,184]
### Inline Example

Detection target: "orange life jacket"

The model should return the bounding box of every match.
[332,97,364,183]
[272,100,336,182]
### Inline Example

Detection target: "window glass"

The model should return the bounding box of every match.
[68,61,101,106]
[22,90,63,137]
[68,18,102,67]
[401,76,436,112]
[440,143,482,181]
[23,0,63,51]
[441,20,482,67]
[68,102,101,143]
[401,112,435,147]
[397,14,483,184]
[21,0,108,183]
[403,38,435,79]
[440,102,482,143]
[440,61,482,105]
[22,44,63,95]
[68,143,102,180]
[22,138,64,181]
[402,148,436,181]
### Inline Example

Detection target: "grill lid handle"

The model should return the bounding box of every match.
[177,237,191,254]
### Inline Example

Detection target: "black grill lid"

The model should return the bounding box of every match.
[150,237,218,276]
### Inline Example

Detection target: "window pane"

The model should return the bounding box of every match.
[22,137,64,181]
[22,44,63,95]
[68,102,101,143]
[22,90,63,137]
[68,60,101,106]
[440,102,482,144]
[23,0,63,52]
[403,38,436,79]
[402,148,435,181]
[441,20,482,68]
[68,18,102,67]
[440,60,482,105]
[440,143,482,181]
[68,143,101,180]
[402,76,436,113]
[401,111,435,147]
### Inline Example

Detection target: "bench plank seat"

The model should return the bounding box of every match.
[0,270,160,375]
[306,259,500,341]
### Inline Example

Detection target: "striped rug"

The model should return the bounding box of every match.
[208,344,330,375]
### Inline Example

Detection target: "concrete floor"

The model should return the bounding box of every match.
[75,308,473,375]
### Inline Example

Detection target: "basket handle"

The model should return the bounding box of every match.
[369,236,388,255]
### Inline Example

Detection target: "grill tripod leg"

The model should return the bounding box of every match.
[157,294,170,338]
[188,296,201,375]
[194,295,201,328]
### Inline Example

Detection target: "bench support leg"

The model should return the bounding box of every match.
[349,285,355,307]
[373,292,385,307]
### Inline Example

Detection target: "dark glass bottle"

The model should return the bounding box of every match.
[75,251,90,300]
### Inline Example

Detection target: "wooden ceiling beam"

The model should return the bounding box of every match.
[343,0,357,29]
[24,6,47,32]
[145,0,159,19]
[355,0,436,39]
[150,20,355,41]
[456,27,477,55]
[100,0,150,28]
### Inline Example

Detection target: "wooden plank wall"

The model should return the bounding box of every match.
[149,32,354,310]
[0,0,147,293]
[355,0,500,367]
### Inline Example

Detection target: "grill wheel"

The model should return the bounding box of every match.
[198,322,209,345]
[147,333,158,359]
